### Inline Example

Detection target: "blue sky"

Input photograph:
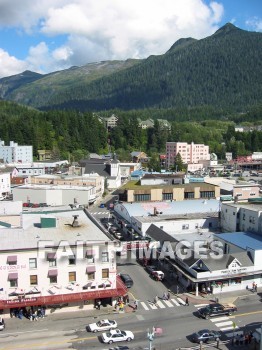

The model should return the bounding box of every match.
[0,0,261,78]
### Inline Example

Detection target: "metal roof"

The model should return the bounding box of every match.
[214,231,262,250]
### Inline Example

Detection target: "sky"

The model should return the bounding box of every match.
[0,0,261,78]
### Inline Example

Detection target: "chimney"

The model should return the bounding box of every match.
[72,215,80,227]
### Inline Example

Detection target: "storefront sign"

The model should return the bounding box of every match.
[0,264,26,270]
[5,297,37,304]
[221,268,247,274]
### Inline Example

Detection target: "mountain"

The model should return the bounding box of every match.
[0,23,261,112]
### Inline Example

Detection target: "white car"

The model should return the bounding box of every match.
[101,329,134,344]
[87,319,117,333]
[0,317,5,331]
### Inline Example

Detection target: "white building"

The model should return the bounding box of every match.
[0,172,11,199]
[12,184,97,206]
[0,140,33,163]
[13,165,45,177]
[0,207,126,316]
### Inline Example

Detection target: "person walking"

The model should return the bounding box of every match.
[154,296,159,305]
[133,300,138,311]
[185,297,189,306]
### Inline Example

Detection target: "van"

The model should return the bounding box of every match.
[120,274,134,288]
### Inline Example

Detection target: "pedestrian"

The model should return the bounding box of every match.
[162,292,167,300]
[235,334,240,346]
[167,292,170,300]
[96,300,101,310]
[154,296,159,305]
[185,297,189,306]
[255,284,258,292]
[133,300,138,310]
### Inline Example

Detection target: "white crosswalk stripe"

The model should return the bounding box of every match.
[177,297,186,305]
[156,300,166,309]
[162,300,174,307]
[140,302,149,310]
[139,297,185,310]
[171,298,180,306]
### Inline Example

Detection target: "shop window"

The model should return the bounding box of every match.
[68,256,76,265]
[49,276,57,284]
[69,271,76,282]
[230,278,241,285]
[30,275,38,285]
[102,269,109,278]
[182,224,189,230]
[87,272,95,280]
[101,252,109,262]
[10,279,18,288]
[49,259,57,267]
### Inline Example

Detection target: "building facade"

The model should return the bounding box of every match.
[0,208,126,316]
[0,140,33,164]
[166,142,210,169]
[0,172,11,199]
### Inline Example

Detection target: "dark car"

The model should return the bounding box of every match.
[145,265,157,274]
[191,329,221,343]
[198,303,237,319]
[120,274,134,288]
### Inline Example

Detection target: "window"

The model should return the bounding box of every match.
[101,252,109,262]
[69,271,76,282]
[10,279,18,287]
[49,276,57,284]
[30,275,38,285]
[49,259,57,267]
[29,258,37,269]
[134,194,151,202]
[162,193,173,200]
[102,269,109,278]
[200,191,215,198]
[182,224,189,230]
[87,272,95,280]
[184,192,194,199]
[68,256,76,265]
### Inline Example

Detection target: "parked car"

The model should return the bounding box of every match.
[114,232,123,240]
[151,270,165,281]
[119,274,134,288]
[109,226,118,234]
[101,329,134,344]
[198,303,237,319]
[99,203,106,208]
[0,317,5,331]
[145,265,157,274]
[87,319,117,333]
[191,329,221,343]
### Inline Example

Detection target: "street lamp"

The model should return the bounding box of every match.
[147,327,155,350]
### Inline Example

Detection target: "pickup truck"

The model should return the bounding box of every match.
[198,303,237,319]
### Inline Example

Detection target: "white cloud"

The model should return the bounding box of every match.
[0,49,27,77]
[0,0,224,77]
[246,17,262,32]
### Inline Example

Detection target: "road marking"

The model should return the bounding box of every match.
[196,304,209,307]
[210,316,229,322]
[157,300,166,309]
[140,302,149,310]
[215,321,233,327]
[220,326,238,331]
[149,303,158,309]
[136,314,145,320]
[171,298,180,306]
[162,300,173,307]
[177,297,186,305]
[229,310,262,317]
[0,329,49,336]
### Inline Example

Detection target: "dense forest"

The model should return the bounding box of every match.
[0,101,262,163]
[1,24,261,113]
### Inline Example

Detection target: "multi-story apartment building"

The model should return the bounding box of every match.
[0,172,11,199]
[166,142,210,169]
[0,206,126,316]
[0,140,33,164]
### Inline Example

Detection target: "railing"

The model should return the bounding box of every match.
[177,339,231,350]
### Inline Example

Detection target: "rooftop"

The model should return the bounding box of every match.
[0,208,111,251]
[214,231,262,250]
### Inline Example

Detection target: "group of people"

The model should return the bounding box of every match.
[10,306,46,321]
[234,332,253,346]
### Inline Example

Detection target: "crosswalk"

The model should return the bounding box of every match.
[194,304,239,338]
[92,212,108,215]
[139,297,186,311]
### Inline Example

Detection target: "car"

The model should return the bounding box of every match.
[119,274,134,288]
[109,226,118,234]
[198,303,237,319]
[87,319,117,333]
[191,329,221,343]
[101,329,134,344]
[114,232,123,240]
[151,270,165,281]
[145,265,157,274]
[0,317,5,331]
[99,203,105,208]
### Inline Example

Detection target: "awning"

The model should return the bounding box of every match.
[7,256,17,263]
[86,249,93,256]
[48,269,58,277]
[8,273,18,280]
[47,252,56,259]
[86,266,96,273]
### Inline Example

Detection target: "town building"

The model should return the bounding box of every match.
[113,199,220,236]
[118,180,220,203]
[166,142,210,169]
[0,140,33,164]
[97,114,118,129]
[0,171,11,199]
[0,205,126,316]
